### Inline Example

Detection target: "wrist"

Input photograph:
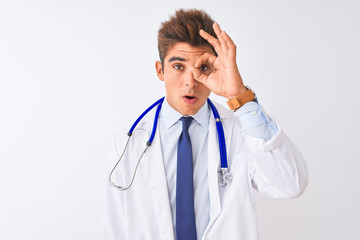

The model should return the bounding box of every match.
[226,86,248,100]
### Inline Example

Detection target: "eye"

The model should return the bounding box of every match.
[173,64,183,70]
[199,64,209,71]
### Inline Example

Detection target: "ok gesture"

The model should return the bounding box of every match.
[193,22,247,99]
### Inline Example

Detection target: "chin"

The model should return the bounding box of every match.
[168,97,204,116]
[179,106,200,116]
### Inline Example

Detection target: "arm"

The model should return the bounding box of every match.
[235,101,308,198]
[194,22,308,198]
[234,101,278,141]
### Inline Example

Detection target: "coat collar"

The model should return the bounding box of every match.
[140,98,234,125]
[158,97,211,130]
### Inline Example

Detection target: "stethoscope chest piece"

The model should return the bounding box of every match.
[218,168,233,186]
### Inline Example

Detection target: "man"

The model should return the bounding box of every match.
[102,9,308,240]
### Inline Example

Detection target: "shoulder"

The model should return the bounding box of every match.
[113,104,158,153]
[210,99,237,121]
[209,99,243,134]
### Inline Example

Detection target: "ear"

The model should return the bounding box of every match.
[155,61,164,81]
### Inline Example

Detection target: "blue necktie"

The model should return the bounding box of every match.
[176,117,197,240]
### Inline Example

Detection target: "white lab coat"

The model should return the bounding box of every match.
[102,101,308,240]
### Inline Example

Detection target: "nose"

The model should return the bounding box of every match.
[184,70,198,88]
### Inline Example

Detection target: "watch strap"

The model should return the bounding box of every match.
[227,88,255,110]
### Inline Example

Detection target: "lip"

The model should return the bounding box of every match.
[183,95,197,104]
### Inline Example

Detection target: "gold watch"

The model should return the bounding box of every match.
[227,87,256,111]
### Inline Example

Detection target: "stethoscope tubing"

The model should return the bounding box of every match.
[109,97,231,190]
[128,97,165,138]
[207,99,228,169]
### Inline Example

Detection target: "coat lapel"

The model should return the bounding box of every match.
[140,111,175,240]
[206,114,222,228]
[204,101,234,236]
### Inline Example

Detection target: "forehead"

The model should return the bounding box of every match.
[165,42,214,61]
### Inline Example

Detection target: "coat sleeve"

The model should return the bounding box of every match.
[241,117,309,199]
[101,133,127,240]
[233,101,308,198]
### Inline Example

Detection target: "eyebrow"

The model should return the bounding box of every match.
[168,56,186,62]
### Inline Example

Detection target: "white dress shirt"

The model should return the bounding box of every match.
[158,97,277,240]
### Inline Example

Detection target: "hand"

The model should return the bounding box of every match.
[193,22,247,99]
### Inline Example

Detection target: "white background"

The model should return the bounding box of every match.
[0,0,359,239]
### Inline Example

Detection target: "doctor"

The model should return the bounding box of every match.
[102,9,308,240]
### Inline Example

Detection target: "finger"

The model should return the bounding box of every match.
[193,52,217,68]
[192,67,208,86]
[199,29,222,54]
[221,31,237,60]
[221,30,236,50]
[212,22,228,51]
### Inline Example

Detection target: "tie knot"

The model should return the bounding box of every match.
[180,117,193,131]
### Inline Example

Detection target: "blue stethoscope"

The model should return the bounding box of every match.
[109,97,232,191]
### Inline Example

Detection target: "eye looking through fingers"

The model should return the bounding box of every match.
[196,63,214,77]
[199,64,209,72]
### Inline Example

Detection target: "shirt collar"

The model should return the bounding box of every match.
[160,97,210,130]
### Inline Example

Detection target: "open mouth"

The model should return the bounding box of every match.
[185,96,196,100]
[183,95,197,104]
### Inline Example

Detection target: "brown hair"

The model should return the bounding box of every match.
[158,9,217,67]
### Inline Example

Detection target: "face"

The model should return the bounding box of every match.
[155,42,213,116]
